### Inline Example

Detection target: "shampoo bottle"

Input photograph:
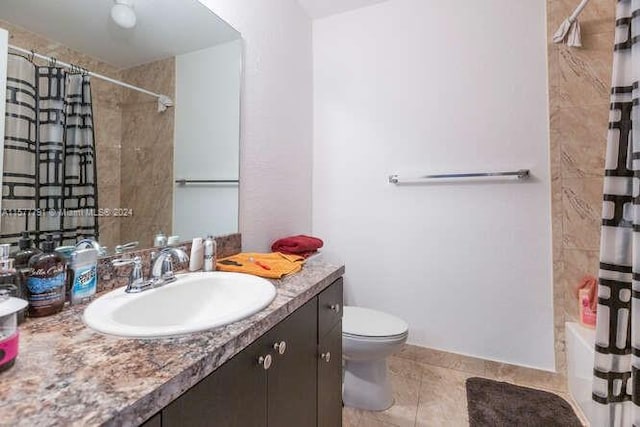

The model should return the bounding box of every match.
[26,235,66,317]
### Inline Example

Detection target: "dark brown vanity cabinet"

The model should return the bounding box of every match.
[158,278,343,427]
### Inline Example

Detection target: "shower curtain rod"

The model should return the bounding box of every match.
[568,0,591,22]
[8,44,174,112]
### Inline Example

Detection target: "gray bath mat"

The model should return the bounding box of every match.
[466,377,582,427]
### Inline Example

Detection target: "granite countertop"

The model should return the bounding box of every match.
[0,261,345,427]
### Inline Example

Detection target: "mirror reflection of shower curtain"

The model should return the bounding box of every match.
[1,53,98,246]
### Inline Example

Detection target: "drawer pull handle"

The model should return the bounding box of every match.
[273,341,287,355]
[330,304,341,313]
[258,354,272,370]
[321,352,331,363]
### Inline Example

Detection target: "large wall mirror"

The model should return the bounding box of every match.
[0,0,241,255]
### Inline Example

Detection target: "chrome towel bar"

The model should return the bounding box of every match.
[175,179,239,185]
[388,169,530,184]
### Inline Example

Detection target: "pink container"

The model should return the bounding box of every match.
[0,293,28,372]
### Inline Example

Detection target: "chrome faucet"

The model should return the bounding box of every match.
[112,256,150,293]
[150,247,190,285]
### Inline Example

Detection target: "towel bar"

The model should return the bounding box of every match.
[388,169,530,184]
[175,179,239,185]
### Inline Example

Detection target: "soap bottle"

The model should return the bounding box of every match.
[0,244,23,323]
[12,232,42,270]
[11,232,42,320]
[26,235,66,317]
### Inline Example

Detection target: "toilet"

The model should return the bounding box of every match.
[342,306,409,411]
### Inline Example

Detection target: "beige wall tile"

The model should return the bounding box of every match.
[119,57,175,245]
[562,177,603,250]
[554,32,614,109]
[547,0,615,37]
[555,105,608,178]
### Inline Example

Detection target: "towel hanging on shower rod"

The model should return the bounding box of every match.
[553,0,591,47]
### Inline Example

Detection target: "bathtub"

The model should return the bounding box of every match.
[566,321,596,424]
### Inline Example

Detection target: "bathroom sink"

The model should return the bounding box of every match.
[83,272,276,338]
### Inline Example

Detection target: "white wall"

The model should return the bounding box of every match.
[313,0,555,370]
[174,39,242,239]
[197,0,313,251]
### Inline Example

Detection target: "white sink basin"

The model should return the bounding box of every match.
[83,272,276,338]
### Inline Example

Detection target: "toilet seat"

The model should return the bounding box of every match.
[343,306,408,340]
[343,331,408,342]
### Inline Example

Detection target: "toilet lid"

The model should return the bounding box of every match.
[343,306,408,338]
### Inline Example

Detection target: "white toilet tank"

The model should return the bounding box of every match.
[566,322,595,424]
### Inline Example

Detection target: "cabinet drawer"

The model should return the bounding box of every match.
[318,278,343,339]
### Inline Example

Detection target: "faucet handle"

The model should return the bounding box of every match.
[114,241,139,254]
[112,256,149,293]
[160,256,175,282]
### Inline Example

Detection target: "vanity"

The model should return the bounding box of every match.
[149,277,343,427]
[0,256,345,426]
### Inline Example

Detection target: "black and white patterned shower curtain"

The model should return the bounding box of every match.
[593,1,640,425]
[1,53,99,247]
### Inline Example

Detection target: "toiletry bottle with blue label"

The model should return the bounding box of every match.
[70,248,98,305]
[26,235,66,317]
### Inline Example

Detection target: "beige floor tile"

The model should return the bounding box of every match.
[483,361,566,393]
[343,407,398,427]
[416,365,470,427]
[388,356,424,381]
[343,374,420,427]
[395,344,485,376]
[561,392,590,427]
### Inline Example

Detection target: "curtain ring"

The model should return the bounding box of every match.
[49,56,57,68]
[28,49,35,63]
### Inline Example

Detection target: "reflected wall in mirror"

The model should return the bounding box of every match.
[0,0,242,254]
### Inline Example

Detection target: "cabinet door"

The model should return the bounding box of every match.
[162,336,269,427]
[267,298,318,427]
[318,278,343,339]
[318,321,343,427]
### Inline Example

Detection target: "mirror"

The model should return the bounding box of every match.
[0,0,241,255]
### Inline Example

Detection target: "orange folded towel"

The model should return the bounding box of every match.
[216,252,304,279]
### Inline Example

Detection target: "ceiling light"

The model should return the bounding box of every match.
[111,0,136,29]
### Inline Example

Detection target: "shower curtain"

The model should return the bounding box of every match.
[1,53,99,247]
[593,1,640,425]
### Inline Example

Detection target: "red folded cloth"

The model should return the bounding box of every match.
[271,235,324,258]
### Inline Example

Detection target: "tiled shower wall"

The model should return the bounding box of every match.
[1,21,175,251]
[119,58,175,248]
[546,0,614,374]
[1,20,124,251]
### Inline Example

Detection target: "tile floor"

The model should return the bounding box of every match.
[342,344,588,427]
